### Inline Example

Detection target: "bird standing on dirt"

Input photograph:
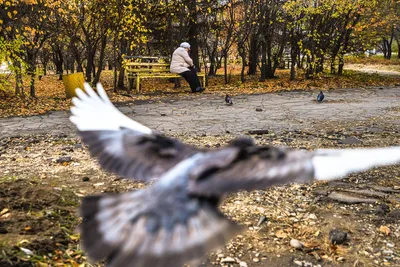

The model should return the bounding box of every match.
[70,83,400,267]
[317,91,325,102]
[225,94,233,105]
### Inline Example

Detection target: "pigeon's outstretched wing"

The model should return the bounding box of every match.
[189,141,400,196]
[70,83,202,182]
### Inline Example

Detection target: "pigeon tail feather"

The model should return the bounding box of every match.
[70,83,152,134]
[80,186,241,267]
[312,146,400,181]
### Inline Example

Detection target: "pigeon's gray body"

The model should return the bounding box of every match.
[70,83,400,267]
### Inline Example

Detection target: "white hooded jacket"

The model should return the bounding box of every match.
[170,47,194,74]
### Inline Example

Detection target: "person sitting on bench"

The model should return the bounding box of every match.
[170,42,205,93]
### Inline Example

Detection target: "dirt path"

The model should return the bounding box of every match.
[1,86,399,138]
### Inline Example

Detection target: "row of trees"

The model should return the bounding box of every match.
[0,0,399,96]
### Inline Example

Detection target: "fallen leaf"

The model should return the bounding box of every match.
[275,230,288,238]
[379,225,390,235]
[0,208,9,215]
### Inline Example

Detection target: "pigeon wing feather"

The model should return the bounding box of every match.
[70,83,202,182]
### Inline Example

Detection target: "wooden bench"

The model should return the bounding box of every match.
[124,58,206,93]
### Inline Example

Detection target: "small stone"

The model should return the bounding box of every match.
[375,204,390,216]
[338,136,362,145]
[252,258,259,262]
[221,257,236,263]
[82,177,90,182]
[308,213,317,220]
[293,260,303,266]
[239,262,248,267]
[337,257,345,262]
[56,156,72,163]
[217,253,225,258]
[386,243,394,248]
[388,209,400,219]
[20,247,33,255]
[382,249,393,255]
[329,229,348,244]
[290,239,304,249]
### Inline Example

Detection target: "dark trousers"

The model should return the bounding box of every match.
[180,68,201,92]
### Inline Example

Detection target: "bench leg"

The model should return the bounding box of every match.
[136,77,140,94]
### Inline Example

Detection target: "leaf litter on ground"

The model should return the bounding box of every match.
[0,117,399,266]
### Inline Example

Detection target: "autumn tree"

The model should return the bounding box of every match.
[0,0,59,96]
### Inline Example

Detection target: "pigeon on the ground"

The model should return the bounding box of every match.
[317,91,325,102]
[70,83,400,267]
[225,94,233,105]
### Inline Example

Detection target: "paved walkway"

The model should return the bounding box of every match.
[1,86,399,138]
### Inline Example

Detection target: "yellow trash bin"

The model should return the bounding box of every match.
[62,72,85,99]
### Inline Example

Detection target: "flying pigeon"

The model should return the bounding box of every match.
[70,83,400,267]
[225,94,233,105]
[317,91,324,102]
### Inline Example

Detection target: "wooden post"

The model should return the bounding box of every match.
[136,76,140,93]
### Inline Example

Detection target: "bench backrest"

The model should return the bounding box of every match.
[125,62,170,73]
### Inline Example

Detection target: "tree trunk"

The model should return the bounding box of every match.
[208,51,217,76]
[238,46,246,83]
[290,46,297,81]
[260,41,267,82]
[86,48,95,82]
[29,72,35,97]
[52,45,63,80]
[248,35,257,75]
[188,0,199,68]
[94,35,107,84]
[397,38,400,59]
[265,41,275,78]
[26,51,37,97]
[13,60,23,95]
[113,34,117,93]
[43,63,47,76]
[338,54,345,75]
[223,52,228,84]
[117,39,128,89]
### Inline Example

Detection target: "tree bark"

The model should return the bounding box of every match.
[223,52,228,84]
[397,38,400,59]
[260,41,267,82]
[290,45,297,80]
[52,45,63,80]
[26,50,37,97]
[13,60,23,95]
[94,35,107,84]
[117,39,128,89]
[188,0,199,68]
[113,34,117,93]
[248,35,257,75]
[238,45,246,83]
[86,46,95,82]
